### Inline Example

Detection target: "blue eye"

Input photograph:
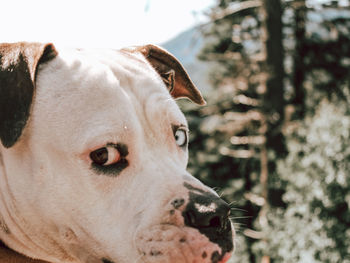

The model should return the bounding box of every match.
[174,127,188,147]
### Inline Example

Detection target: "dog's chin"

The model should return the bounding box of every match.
[135,224,233,263]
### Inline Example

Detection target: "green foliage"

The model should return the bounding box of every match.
[257,98,350,263]
[181,0,350,262]
[179,86,262,263]
[180,88,257,205]
[302,8,350,111]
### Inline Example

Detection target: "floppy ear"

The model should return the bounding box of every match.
[0,42,57,148]
[130,44,206,105]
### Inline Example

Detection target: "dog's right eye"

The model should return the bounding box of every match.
[90,146,121,166]
[89,143,129,176]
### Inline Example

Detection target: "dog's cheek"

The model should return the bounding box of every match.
[177,149,189,170]
[59,227,78,244]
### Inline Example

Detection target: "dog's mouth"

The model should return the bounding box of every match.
[135,224,234,263]
[192,220,234,261]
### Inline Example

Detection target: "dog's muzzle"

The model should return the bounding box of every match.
[135,181,234,263]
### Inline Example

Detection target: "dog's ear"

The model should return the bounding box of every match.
[129,44,206,105]
[0,42,57,148]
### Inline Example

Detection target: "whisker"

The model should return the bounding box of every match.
[228,201,238,207]
[231,223,247,230]
[232,228,244,234]
[232,222,247,227]
[230,207,248,213]
[229,215,253,220]
[212,187,223,197]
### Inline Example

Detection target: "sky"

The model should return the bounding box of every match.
[1,0,215,49]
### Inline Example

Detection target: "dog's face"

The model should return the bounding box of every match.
[0,43,234,263]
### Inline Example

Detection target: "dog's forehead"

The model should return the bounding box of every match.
[31,47,185,150]
[39,47,169,99]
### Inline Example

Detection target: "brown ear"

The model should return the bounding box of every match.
[0,42,57,148]
[133,44,206,105]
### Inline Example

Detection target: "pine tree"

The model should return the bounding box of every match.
[182,0,350,262]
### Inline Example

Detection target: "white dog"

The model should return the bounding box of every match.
[0,42,234,263]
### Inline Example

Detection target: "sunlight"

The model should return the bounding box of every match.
[0,0,214,48]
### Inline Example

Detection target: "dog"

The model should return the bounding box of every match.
[0,42,234,263]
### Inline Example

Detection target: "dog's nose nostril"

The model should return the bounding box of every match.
[171,198,185,209]
[209,216,221,228]
[183,208,229,231]
[182,193,231,232]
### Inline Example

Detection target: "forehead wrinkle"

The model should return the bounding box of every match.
[142,93,186,146]
[106,50,177,135]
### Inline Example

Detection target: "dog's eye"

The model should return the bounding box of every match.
[89,143,129,176]
[90,146,121,166]
[174,127,188,148]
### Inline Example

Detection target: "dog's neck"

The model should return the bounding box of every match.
[0,241,49,263]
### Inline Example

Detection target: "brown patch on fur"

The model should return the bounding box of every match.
[0,217,10,234]
[0,241,49,263]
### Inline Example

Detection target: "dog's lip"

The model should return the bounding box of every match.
[136,224,234,262]
[218,252,233,263]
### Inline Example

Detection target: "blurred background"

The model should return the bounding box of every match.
[177,0,350,262]
[2,0,350,262]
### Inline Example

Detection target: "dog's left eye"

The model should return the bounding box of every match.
[174,127,188,148]
[90,146,121,166]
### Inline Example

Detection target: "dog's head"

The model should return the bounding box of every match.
[0,42,234,263]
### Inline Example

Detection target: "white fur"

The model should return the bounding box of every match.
[0,47,232,263]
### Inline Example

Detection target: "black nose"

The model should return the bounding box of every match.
[182,191,231,233]
[182,190,234,258]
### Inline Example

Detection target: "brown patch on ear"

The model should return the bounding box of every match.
[132,44,206,105]
[0,42,57,148]
[160,69,175,93]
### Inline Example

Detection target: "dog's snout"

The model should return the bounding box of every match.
[181,190,234,258]
[182,192,230,232]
